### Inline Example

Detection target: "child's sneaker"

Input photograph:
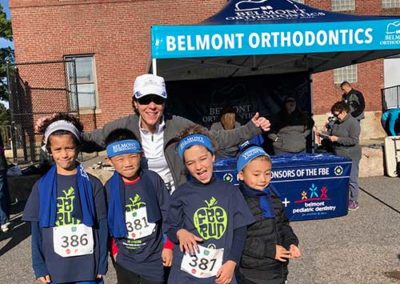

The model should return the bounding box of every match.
[1,222,10,232]
[348,201,359,211]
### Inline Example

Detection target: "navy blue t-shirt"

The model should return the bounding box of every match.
[105,170,170,282]
[165,177,254,283]
[23,173,107,283]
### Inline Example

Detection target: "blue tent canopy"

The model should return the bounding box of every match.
[150,0,400,81]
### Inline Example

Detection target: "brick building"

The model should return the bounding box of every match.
[8,0,400,140]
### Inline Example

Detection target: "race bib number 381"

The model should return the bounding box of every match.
[53,224,94,258]
[125,207,156,240]
[181,245,224,278]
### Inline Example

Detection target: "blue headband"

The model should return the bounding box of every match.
[177,134,214,159]
[237,146,270,172]
[106,139,142,158]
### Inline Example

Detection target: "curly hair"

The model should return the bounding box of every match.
[38,113,84,152]
[170,124,218,156]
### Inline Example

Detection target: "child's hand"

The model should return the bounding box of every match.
[177,229,203,254]
[37,275,51,283]
[215,260,236,284]
[162,248,173,267]
[275,245,291,262]
[113,252,118,262]
[96,274,103,280]
[289,244,301,258]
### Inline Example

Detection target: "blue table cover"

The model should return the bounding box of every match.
[214,153,351,221]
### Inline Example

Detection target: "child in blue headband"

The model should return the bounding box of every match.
[236,145,301,284]
[23,113,108,284]
[165,125,254,284]
[104,128,172,284]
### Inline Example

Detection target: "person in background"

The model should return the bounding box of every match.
[267,96,314,155]
[381,108,400,136]
[236,146,301,284]
[210,106,241,158]
[0,132,10,232]
[317,101,361,211]
[340,81,365,122]
[82,74,271,194]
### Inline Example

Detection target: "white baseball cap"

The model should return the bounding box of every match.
[133,74,167,99]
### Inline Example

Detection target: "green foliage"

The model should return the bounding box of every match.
[0,103,9,126]
[0,4,12,125]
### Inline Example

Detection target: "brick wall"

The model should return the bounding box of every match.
[9,0,226,130]
[9,0,400,130]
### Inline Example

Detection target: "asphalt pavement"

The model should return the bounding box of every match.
[1,176,399,283]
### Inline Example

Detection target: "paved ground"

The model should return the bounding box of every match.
[1,176,399,283]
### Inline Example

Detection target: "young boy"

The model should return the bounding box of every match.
[104,128,172,284]
[23,113,108,284]
[165,125,255,284]
[236,146,301,284]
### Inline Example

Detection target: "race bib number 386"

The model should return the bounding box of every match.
[181,245,224,278]
[53,224,94,258]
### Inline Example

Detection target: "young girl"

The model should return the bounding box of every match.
[165,125,254,284]
[236,146,301,284]
[23,113,108,284]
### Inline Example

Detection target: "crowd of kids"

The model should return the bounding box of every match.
[23,113,300,284]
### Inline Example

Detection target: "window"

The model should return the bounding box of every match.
[331,0,355,11]
[333,64,357,84]
[382,0,400,8]
[65,55,97,110]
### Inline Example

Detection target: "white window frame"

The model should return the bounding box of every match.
[382,0,400,8]
[65,55,98,111]
[331,0,355,11]
[333,64,358,84]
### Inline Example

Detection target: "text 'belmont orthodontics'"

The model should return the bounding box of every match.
[166,28,373,52]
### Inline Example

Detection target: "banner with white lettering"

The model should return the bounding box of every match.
[213,153,352,221]
[166,73,310,128]
[152,19,400,59]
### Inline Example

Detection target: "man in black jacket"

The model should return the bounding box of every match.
[340,81,365,121]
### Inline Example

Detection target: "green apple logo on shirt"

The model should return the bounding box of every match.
[193,197,227,240]
[126,194,146,212]
[55,187,81,226]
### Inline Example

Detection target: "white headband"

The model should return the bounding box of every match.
[44,120,81,145]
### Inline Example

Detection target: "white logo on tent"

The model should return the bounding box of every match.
[386,21,400,35]
[235,0,271,12]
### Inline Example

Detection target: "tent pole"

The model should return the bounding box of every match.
[152,58,157,75]
[309,73,315,153]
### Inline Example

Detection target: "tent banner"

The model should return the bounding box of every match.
[213,154,351,221]
[152,19,400,59]
[165,73,310,128]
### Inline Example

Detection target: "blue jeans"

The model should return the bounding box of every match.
[51,280,104,284]
[0,169,10,225]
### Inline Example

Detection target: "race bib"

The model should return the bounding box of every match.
[125,207,156,240]
[181,245,224,278]
[53,224,94,257]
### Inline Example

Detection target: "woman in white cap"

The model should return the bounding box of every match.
[83,74,270,193]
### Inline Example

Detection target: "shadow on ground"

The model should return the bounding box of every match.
[0,201,30,257]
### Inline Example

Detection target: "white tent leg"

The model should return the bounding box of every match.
[152,58,157,75]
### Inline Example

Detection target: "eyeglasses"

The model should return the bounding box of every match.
[286,100,296,103]
[137,95,165,105]
[333,112,341,117]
